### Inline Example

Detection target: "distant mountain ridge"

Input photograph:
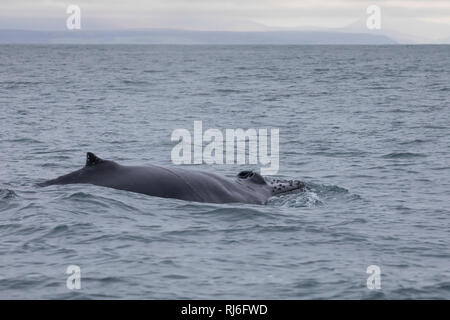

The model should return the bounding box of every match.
[0,29,397,44]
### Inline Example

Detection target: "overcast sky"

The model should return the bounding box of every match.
[1,0,449,41]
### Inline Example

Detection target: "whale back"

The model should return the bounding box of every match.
[39,153,306,204]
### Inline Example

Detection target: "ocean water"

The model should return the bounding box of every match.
[0,45,449,299]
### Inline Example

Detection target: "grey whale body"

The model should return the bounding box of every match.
[39,153,306,205]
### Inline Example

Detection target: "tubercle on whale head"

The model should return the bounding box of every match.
[236,170,306,196]
[267,178,306,195]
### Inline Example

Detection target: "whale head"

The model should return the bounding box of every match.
[236,170,306,196]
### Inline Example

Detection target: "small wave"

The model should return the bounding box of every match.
[269,190,323,208]
[0,80,40,89]
[0,188,20,212]
[215,88,245,94]
[430,166,450,171]
[142,69,163,73]
[122,79,150,85]
[50,190,141,215]
[0,188,18,200]
[388,285,448,299]
[163,274,190,280]
[398,139,430,145]
[188,206,275,221]
[0,80,40,85]
[268,182,357,208]
[59,192,111,208]
[369,85,391,90]
[212,76,230,81]
[390,108,415,113]
[422,124,448,129]
[307,183,349,195]
[45,224,70,237]
[0,223,21,232]
[382,152,427,159]
[5,137,44,144]
[313,68,330,72]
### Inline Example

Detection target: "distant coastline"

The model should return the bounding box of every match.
[0,29,399,45]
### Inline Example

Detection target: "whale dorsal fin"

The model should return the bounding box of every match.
[85,152,104,167]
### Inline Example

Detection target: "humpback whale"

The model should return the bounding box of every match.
[39,153,305,205]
